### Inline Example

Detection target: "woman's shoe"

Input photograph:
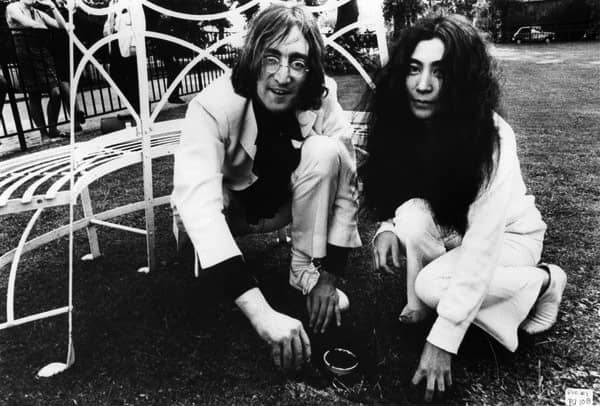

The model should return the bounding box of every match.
[521,263,567,334]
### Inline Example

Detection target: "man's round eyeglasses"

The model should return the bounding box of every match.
[262,55,309,78]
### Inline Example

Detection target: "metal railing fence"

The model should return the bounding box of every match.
[0,28,237,148]
[0,26,378,151]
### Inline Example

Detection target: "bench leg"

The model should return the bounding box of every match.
[80,187,101,260]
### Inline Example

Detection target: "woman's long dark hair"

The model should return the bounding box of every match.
[361,15,501,235]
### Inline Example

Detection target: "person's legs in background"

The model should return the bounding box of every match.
[45,85,64,138]
[0,73,7,113]
[26,91,49,138]
[164,54,184,104]
[109,50,140,115]
[0,74,6,144]
[58,80,86,131]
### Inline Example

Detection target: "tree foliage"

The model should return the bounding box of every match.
[383,0,426,37]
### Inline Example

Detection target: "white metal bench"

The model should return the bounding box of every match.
[0,120,181,270]
[0,0,386,377]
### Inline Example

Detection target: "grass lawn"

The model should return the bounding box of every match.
[0,41,599,405]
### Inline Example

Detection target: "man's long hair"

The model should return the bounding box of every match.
[361,15,501,235]
[231,3,327,111]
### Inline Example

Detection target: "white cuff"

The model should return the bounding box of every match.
[426,316,469,355]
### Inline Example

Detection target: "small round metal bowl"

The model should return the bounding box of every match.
[323,348,359,377]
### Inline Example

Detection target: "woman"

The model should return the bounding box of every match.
[362,15,567,401]
[6,0,68,138]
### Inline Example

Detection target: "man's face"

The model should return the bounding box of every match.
[255,25,310,113]
[405,38,445,120]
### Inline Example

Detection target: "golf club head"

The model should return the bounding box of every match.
[37,362,69,378]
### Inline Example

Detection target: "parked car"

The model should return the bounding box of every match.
[512,26,556,44]
[582,27,599,41]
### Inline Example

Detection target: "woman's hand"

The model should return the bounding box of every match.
[411,342,453,402]
[373,231,401,273]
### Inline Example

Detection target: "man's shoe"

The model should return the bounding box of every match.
[337,289,350,311]
[521,263,567,334]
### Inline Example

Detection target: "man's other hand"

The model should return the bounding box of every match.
[235,288,311,370]
[256,310,311,370]
[306,271,340,334]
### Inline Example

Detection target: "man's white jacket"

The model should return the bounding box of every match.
[172,75,361,268]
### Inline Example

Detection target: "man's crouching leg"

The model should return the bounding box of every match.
[289,136,351,333]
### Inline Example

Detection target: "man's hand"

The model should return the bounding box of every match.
[255,310,312,370]
[373,231,401,274]
[306,271,340,334]
[235,288,311,371]
[411,342,453,402]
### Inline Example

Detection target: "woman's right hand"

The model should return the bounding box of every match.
[373,231,401,274]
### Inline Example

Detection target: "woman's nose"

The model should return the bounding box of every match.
[416,72,433,93]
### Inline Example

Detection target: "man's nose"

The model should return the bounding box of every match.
[273,64,292,83]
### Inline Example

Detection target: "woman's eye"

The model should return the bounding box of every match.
[433,68,444,78]
[408,65,420,74]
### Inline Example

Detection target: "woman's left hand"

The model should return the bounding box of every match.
[411,342,453,402]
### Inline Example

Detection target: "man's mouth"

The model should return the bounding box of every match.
[270,88,291,96]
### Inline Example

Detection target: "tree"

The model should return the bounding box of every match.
[488,0,510,42]
[146,0,229,46]
[383,0,426,38]
[472,0,492,31]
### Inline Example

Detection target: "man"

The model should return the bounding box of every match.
[171,3,361,370]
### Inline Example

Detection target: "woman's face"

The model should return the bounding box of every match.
[405,38,445,120]
[21,0,36,6]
